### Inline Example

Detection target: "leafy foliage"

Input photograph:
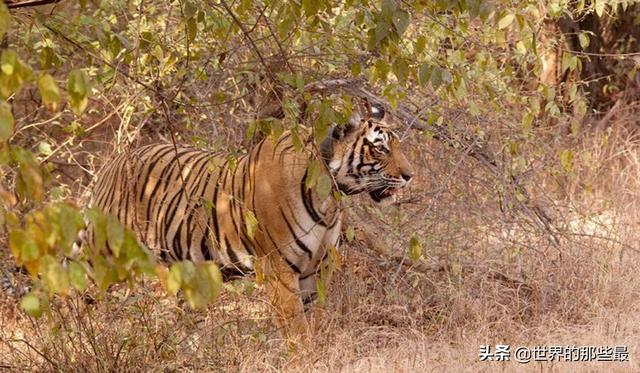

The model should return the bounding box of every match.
[0,0,637,320]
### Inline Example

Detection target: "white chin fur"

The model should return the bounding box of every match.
[374,194,397,207]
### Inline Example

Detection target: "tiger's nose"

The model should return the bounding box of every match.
[401,172,413,182]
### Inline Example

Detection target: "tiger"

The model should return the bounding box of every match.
[87,102,415,339]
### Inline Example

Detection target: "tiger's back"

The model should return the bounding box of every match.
[91,137,341,283]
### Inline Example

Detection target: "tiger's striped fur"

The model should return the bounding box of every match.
[89,104,414,338]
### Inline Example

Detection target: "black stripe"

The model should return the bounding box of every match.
[251,140,266,212]
[137,145,177,203]
[300,169,326,227]
[272,132,292,159]
[160,151,205,253]
[278,144,297,163]
[284,257,301,274]
[162,185,185,255]
[210,159,229,252]
[144,149,198,235]
[201,235,214,261]
[100,156,123,212]
[300,271,316,280]
[279,208,312,259]
[285,200,307,232]
[173,226,183,260]
[225,238,249,272]
[150,150,202,222]
[183,153,215,256]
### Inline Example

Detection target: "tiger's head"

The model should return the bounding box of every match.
[321,103,415,203]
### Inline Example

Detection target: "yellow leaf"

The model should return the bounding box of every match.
[38,74,61,111]
[408,234,422,261]
[244,210,259,239]
[20,292,43,318]
[0,100,13,142]
[0,3,9,40]
[594,0,605,17]
[559,149,574,173]
[498,14,515,29]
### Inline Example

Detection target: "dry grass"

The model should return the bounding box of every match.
[3,95,640,372]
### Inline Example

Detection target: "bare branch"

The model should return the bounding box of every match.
[5,0,61,9]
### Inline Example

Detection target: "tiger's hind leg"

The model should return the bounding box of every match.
[259,255,309,343]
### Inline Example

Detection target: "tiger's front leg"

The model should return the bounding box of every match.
[259,255,310,342]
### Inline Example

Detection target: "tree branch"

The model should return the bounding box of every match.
[5,0,61,9]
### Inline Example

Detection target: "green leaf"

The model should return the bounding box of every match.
[316,174,332,200]
[315,275,327,305]
[374,59,390,82]
[68,261,88,291]
[418,64,432,86]
[381,0,396,19]
[187,262,223,308]
[442,69,453,85]
[12,147,45,201]
[373,20,391,45]
[345,226,355,242]
[302,0,321,17]
[106,215,125,256]
[305,159,321,189]
[0,100,13,142]
[391,9,410,37]
[67,69,92,116]
[578,32,590,49]
[392,57,409,85]
[167,264,183,295]
[244,210,259,240]
[350,62,362,76]
[176,261,196,286]
[594,0,605,17]
[430,67,442,90]
[497,14,515,29]
[408,234,422,261]
[0,49,15,75]
[187,17,197,40]
[38,141,52,156]
[316,101,334,142]
[20,292,43,318]
[0,3,9,40]
[0,49,32,99]
[55,203,84,255]
[121,229,154,274]
[561,52,577,74]
[87,207,107,250]
[38,74,61,111]
[415,36,426,54]
[522,112,533,136]
[559,149,573,173]
[9,229,39,264]
[40,254,69,295]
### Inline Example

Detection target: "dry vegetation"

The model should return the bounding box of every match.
[2,98,640,372]
[2,1,640,372]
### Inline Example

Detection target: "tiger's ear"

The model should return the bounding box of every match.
[332,117,359,140]
[331,98,383,141]
[369,103,385,120]
[353,98,385,121]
